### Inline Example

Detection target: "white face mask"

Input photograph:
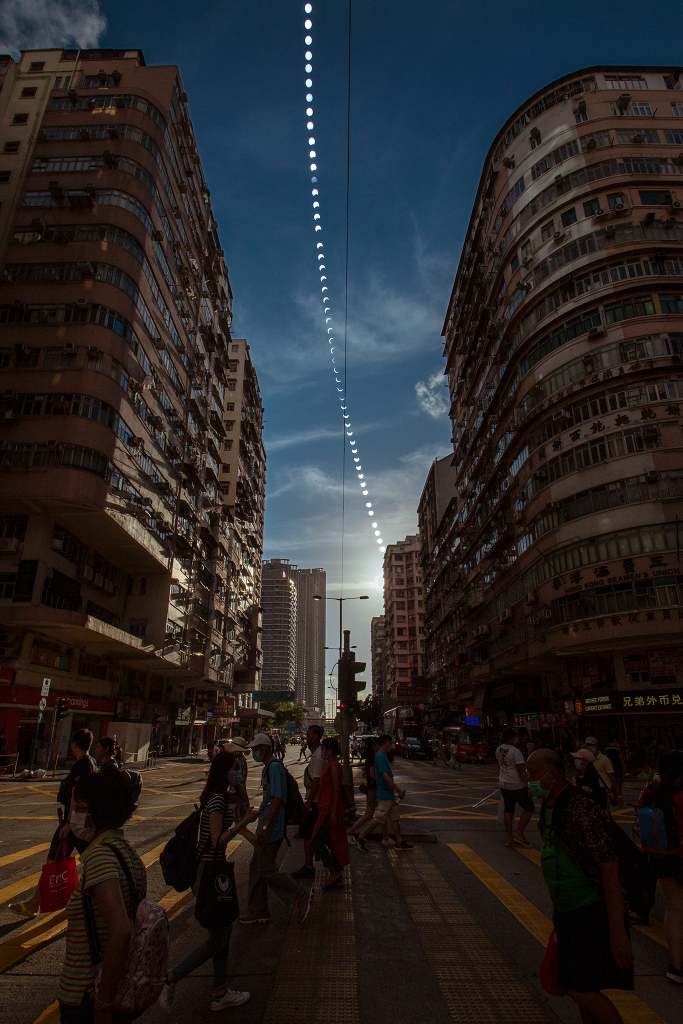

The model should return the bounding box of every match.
[574,759,584,769]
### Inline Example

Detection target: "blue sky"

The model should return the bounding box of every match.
[4,0,683,693]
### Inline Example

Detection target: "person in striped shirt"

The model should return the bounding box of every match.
[57,770,144,1024]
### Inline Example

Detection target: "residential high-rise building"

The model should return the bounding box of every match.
[370,615,387,705]
[382,536,425,706]
[430,65,683,735]
[0,49,265,760]
[260,565,297,693]
[260,558,326,712]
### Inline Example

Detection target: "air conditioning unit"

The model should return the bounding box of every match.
[552,408,571,421]
[522,254,534,266]
[593,208,607,217]
[671,200,683,210]
[64,343,77,351]
[103,579,114,594]
[0,537,19,553]
[151,230,164,241]
[130,436,143,447]
[502,156,515,169]
[93,572,104,589]
[553,230,565,242]
[498,607,513,623]
[3,410,15,422]
[632,133,644,144]
[527,616,540,625]
[646,470,658,482]
[524,591,537,606]
[78,564,94,581]
[588,326,606,339]
[613,200,625,212]
[151,337,165,350]
[540,609,553,619]
[617,92,631,111]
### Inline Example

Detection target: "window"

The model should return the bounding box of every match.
[530,133,541,150]
[672,103,683,117]
[580,130,612,151]
[3,141,20,153]
[632,101,652,117]
[53,76,62,90]
[583,198,600,216]
[604,295,655,324]
[86,348,103,371]
[394,554,403,561]
[223,440,233,450]
[0,171,10,183]
[659,294,683,314]
[129,618,147,638]
[604,75,647,90]
[140,577,147,595]
[510,254,519,274]
[221,463,230,472]
[608,192,625,209]
[665,75,682,90]
[44,348,76,368]
[21,87,37,97]
[12,113,29,125]
[616,128,660,144]
[225,420,234,430]
[521,239,533,261]
[639,190,672,205]
[541,220,554,241]
[231,344,239,353]
[561,207,577,227]
[28,62,45,72]
[225,402,234,411]
[575,108,588,124]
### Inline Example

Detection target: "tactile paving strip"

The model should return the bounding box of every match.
[389,849,549,1023]
[261,865,359,1024]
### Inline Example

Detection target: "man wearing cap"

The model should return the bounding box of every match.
[240,733,313,926]
[585,736,623,809]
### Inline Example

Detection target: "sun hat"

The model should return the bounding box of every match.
[574,748,595,762]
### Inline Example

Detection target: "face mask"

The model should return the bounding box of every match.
[232,770,242,782]
[252,750,263,763]
[527,770,551,800]
[586,746,597,755]
[637,771,650,783]
[574,759,584,769]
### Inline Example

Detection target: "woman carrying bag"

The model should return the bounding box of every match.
[311,737,350,890]
[160,752,258,1013]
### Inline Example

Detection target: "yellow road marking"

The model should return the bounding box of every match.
[0,817,57,821]
[513,845,669,951]
[0,870,42,904]
[0,844,50,868]
[449,844,668,1024]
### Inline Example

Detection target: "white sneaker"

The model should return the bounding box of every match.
[211,988,251,1011]
[158,981,176,1013]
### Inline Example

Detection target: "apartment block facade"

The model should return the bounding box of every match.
[260,558,326,712]
[260,564,297,694]
[0,49,265,762]
[370,614,387,705]
[382,536,425,708]
[426,66,683,746]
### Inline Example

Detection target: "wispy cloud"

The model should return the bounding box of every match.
[0,0,106,56]
[266,426,341,452]
[415,370,449,418]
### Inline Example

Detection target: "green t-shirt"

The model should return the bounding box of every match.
[540,823,600,913]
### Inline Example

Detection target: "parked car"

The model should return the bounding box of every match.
[402,737,427,759]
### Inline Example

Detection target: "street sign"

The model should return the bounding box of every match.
[39,697,46,711]
[37,712,43,725]
[41,678,51,697]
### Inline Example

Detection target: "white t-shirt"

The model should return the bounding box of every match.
[304,744,325,798]
[496,743,525,789]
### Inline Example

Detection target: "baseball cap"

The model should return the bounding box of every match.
[585,736,598,746]
[574,748,595,762]
[247,732,273,748]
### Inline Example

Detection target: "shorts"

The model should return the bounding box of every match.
[554,900,634,993]
[297,803,318,840]
[501,787,534,814]
[373,799,400,824]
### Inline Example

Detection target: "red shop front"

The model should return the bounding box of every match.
[0,674,114,761]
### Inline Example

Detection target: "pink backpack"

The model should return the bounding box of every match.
[84,842,168,1018]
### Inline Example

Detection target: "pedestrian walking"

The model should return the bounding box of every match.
[351,737,359,762]
[496,728,534,847]
[311,738,350,888]
[160,752,257,1012]
[56,769,146,1024]
[572,748,606,809]
[348,739,391,845]
[637,750,683,983]
[114,744,123,766]
[585,736,623,809]
[95,737,120,775]
[298,736,308,762]
[240,734,313,926]
[351,735,413,852]
[291,725,325,880]
[527,748,634,1023]
[10,729,96,919]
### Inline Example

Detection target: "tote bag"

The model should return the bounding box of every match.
[38,840,78,912]
[194,848,239,930]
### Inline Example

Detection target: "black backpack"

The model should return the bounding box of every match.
[267,761,306,826]
[121,768,143,805]
[160,806,202,891]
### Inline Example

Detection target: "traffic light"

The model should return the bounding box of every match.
[55,697,69,721]
[338,651,367,710]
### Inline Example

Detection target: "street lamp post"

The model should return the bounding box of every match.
[313,594,369,660]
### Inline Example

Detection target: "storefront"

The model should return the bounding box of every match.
[0,677,114,763]
[112,697,151,765]
[584,686,683,756]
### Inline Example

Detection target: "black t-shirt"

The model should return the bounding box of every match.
[99,759,120,774]
[364,751,377,789]
[58,753,96,808]
[578,763,606,809]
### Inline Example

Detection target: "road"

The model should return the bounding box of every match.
[0,752,679,1024]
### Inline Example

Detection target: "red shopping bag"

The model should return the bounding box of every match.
[539,928,565,996]
[38,842,79,912]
